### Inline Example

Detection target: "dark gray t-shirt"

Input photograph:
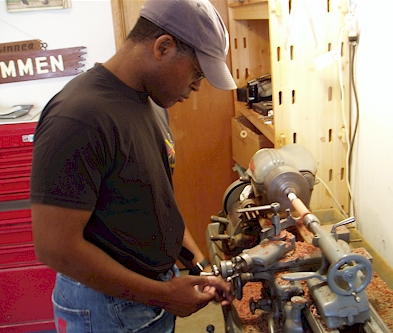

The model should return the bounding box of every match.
[30,64,185,277]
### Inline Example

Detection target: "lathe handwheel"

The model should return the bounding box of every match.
[327,253,372,296]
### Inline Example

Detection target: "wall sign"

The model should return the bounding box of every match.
[0,40,86,84]
[6,0,71,13]
[0,40,43,54]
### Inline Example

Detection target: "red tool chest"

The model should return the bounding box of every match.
[0,121,56,332]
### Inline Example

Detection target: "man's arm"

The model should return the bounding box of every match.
[32,203,232,317]
[182,225,233,305]
[182,225,210,269]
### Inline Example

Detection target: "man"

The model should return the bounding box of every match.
[30,0,237,332]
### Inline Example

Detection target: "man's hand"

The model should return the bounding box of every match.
[159,275,233,317]
[195,275,234,306]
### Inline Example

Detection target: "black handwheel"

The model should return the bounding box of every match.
[206,324,215,332]
[327,253,372,296]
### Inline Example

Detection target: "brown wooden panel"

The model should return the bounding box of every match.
[169,81,237,257]
[110,0,127,50]
[111,0,148,50]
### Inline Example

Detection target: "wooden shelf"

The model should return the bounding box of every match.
[235,101,274,143]
[227,0,350,211]
[228,0,269,20]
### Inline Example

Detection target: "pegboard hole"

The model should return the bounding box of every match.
[277,47,281,61]
[328,43,332,51]
[243,37,247,49]
[279,91,282,105]
[293,132,297,143]
[245,68,249,79]
[327,0,330,12]
[289,0,292,13]
[341,168,345,180]
[290,45,294,60]
[292,90,295,104]
[234,38,238,50]
[329,129,332,142]
[328,87,333,101]
[329,169,333,182]
[236,68,239,80]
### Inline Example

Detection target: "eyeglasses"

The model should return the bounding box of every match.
[178,45,205,82]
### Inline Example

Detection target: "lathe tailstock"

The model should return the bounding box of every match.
[205,144,391,333]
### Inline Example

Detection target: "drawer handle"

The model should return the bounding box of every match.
[22,134,34,143]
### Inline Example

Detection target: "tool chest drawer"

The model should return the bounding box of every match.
[0,146,33,167]
[0,122,36,202]
[0,177,31,202]
[0,223,32,246]
[0,122,36,148]
[0,120,56,332]
[0,244,37,268]
[0,208,31,226]
[1,165,32,179]
[0,264,56,333]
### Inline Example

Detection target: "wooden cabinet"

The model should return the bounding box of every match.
[0,122,56,332]
[226,0,350,212]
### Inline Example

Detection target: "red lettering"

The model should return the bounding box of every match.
[58,317,67,333]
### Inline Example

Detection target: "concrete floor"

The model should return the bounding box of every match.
[175,298,225,333]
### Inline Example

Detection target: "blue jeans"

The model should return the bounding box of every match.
[52,267,180,333]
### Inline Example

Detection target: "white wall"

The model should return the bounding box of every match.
[0,0,116,109]
[352,1,393,267]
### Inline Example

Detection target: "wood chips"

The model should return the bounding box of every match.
[234,263,393,333]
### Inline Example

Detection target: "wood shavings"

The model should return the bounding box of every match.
[279,241,320,262]
[234,261,393,333]
[234,282,277,333]
[366,272,393,330]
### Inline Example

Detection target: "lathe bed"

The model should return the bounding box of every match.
[207,209,393,333]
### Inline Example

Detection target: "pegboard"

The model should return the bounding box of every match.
[227,0,350,213]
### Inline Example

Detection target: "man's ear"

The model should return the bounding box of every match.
[153,34,176,60]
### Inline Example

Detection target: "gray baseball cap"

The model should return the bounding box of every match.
[140,0,237,90]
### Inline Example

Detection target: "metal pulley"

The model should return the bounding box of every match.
[264,165,311,211]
